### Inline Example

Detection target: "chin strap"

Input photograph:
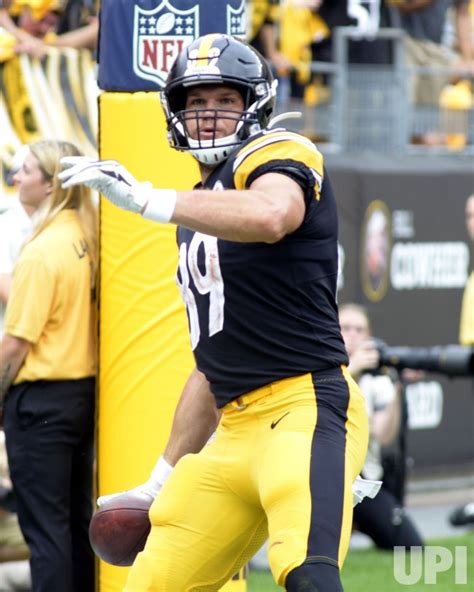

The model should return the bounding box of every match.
[267,111,302,129]
[188,134,240,165]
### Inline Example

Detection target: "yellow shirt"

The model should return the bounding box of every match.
[279,3,329,82]
[459,270,474,345]
[5,210,96,383]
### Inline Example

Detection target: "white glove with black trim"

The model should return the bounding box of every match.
[59,157,177,223]
[97,455,173,508]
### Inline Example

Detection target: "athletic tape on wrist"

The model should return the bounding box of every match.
[150,455,174,486]
[142,189,177,223]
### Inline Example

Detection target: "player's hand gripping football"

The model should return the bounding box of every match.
[59,157,177,223]
[97,455,173,508]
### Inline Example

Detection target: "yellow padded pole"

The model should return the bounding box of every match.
[98,91,199,591]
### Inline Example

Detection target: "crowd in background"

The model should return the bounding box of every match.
[0,0,474,182]
[0,0,98,58]
[0,1,473,591]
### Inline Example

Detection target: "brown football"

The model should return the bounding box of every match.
[89,493,152,566]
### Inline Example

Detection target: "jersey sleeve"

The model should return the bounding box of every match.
[232,131,324,206]
[4,253,55,343]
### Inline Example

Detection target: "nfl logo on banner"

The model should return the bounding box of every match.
[133,0,199,87]
[227,0,246,38]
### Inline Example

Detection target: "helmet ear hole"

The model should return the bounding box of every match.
[162,34,275,161]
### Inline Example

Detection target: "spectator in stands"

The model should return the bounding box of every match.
[388,0,473,104]
[0,1,19,36]
[0,0,43,57]
[0,140,97,592]
[278,0,327,105]
[248,0,292,77]
[312,0,394,65]
[340,303,425,549]
[0,0,98,58]
[449,192,474,527]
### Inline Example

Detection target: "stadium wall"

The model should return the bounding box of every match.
[328,154,474,477]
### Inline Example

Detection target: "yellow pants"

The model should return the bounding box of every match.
[125,367,368,591]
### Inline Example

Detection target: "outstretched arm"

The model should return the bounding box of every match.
[170,172,305,243]
[58,159,306,243]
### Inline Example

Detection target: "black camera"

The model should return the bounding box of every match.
[374,340,474,377]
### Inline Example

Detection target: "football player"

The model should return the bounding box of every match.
[60,34,370,592]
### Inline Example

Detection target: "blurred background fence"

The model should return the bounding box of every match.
[276,27,474,157]
[2,26,473,206]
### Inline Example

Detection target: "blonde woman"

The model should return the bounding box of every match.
[0,140,97,592]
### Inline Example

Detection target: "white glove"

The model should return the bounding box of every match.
[97,455,174,508]
[59,157,177,223]
[352,475,382,507]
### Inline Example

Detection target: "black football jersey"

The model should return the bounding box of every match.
[176,129,348,407]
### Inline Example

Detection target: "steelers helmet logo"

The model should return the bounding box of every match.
[361,200,392,302]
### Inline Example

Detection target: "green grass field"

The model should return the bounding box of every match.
[247,533,474,591]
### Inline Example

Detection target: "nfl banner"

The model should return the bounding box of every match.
[133,1,199,86]
[99,0,247,91]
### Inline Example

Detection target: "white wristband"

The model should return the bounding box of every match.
[150,455,174,487]
[141,189,177,224]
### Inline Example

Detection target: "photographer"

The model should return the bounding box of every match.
[340,303,424,549]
